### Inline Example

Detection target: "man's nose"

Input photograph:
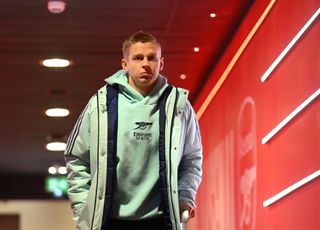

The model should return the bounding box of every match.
[142,57,150,66]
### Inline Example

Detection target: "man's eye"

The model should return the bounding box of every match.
[134,56,143,60]
[148,56,157,61]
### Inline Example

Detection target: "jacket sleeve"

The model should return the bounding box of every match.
[64,96,95,221]
[178,101,203,208]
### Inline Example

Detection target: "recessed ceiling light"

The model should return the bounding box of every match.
[194,47,200,52]
[180,74,187,80]
[210,13,217,18]
[48,165,67,175]
[48,166,57,174]
[45,108,70,117]
[48,0,66,14]
[46,142,67,151]
[41,58,71,68]
[58,166,67,174]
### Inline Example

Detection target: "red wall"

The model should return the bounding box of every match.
[191,0,320,229]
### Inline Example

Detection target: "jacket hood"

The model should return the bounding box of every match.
[104,69,168,104]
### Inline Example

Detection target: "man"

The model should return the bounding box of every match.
[64,31,202,230]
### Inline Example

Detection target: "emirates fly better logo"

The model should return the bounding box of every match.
[132,121,153,142]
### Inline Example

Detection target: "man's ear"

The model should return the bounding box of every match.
[121,58,128,70]
[160,57,164,71]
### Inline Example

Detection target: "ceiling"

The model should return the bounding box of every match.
[0,0,253,178]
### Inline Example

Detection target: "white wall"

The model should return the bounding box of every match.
[0,200,75,230]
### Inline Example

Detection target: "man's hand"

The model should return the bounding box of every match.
[179,201,195,222]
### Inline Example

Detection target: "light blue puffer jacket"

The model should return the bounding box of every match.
[64,70,202,230]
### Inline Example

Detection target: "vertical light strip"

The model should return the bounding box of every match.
[262,88,320,144]
[263,169,320,207]
[261,7,320,82]
[196,0,277,119]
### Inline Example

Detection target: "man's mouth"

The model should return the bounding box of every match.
[140,72,152,77]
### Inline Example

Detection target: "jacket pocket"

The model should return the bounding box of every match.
[77,172,98,229]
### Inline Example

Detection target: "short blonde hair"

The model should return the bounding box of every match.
[122,31,161,58]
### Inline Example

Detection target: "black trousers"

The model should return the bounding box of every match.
[109,217,165,230]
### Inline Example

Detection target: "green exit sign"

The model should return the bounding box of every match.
[45,176,68,197]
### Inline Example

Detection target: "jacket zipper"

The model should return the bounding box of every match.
[90,92,100,229]
[168,88,179,230]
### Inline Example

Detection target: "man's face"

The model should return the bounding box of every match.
[121,42,164,95]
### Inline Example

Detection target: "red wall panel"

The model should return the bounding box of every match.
[191,0,320,229]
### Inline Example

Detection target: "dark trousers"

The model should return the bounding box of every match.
[109,217,165,230]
